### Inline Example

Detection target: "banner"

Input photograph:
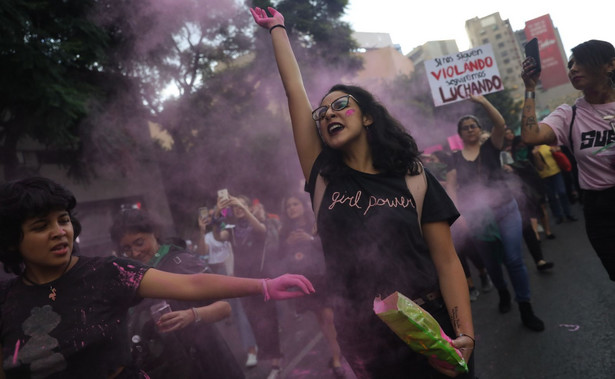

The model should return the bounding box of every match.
[425,44,503,107]
[525,15,569,89]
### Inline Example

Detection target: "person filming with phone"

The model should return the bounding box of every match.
[521,39,615,281]
[213,192,284,379]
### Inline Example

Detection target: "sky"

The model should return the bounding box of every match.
[342,0,613,56]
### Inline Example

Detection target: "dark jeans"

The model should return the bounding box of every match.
[473,199,531,302]
[583,187,615,281]
[543,172,573,219]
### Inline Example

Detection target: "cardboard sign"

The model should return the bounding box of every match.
[425,44,503,106]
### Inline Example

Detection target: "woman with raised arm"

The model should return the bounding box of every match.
[0,176,313,378]
[521,39,615,280]
[251,7,474,378]
[446,95,545,332]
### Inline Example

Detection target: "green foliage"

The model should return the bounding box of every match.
[0,0,105,148]
[0,0,149,180]
[482,90,523,130]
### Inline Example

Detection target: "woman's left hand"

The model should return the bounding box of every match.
[249,6,284,30]
[427,334,474,377]
[157,309,194,333]
[264,274,316,300]
[521,57,540,90]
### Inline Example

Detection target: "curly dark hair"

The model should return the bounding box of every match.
[0,177,82,275]
[318,84,421,180]
[109,208,161,249]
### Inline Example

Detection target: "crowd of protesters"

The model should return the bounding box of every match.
[1,4,613,378]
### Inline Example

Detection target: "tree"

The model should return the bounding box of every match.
[148,0,362,234]
[0,0,160,181]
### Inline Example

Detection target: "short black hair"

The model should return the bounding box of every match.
[571,40,615,73]
[109,208,161,249]
[0,177,82,275]
[457,115,482,135]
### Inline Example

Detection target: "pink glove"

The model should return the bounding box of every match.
[262,274,315,301]
[249,6,285,30]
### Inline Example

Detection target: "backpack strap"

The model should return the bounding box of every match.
[405,163,427,235]
[568,105,577,153]
[312,173,327,225]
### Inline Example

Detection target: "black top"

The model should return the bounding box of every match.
[0,256,148,378]
[451,139,513,211]
[231,218,267,278]
[128,245,244,379]
[306,153,459,305]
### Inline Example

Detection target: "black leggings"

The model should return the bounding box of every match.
[583,187,615,281]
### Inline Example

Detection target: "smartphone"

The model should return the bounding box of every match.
[198,206,209,220]
[217,188,229,201]
[524,37,541,73]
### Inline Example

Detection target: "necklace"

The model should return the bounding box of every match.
[22,255,73,301]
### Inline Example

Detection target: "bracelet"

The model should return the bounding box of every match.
[525,91,535,99]
[261,279,271,302]
[269,24,286,34]
[457,333,475,348]
[192,307,201,323]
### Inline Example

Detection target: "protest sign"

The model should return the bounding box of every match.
[425,44,503,106]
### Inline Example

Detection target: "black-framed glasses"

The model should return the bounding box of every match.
[460,124,480,132]
[311,94,358,121]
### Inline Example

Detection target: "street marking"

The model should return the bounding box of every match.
[558,324,580,332]
[281,331,323,376]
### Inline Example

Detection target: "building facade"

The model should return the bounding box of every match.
[465,12,525,101]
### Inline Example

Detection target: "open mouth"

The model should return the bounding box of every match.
[51,243,69,254]
[327,122,344,135]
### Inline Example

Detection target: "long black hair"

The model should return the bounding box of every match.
[0,177,82,275]
[318,84,421,180]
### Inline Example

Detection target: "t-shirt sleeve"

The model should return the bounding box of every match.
[540,103,573,147]
[106,256,150,307]
[421,169,460,226]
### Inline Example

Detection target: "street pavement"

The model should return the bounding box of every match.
[216,203,615,379]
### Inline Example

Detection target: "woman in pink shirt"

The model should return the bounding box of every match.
[521,39,615,280]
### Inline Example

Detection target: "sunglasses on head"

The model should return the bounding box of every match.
[460,124,480,132]
[312,94,359,121]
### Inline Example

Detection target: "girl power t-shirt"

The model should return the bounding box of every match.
[306,154,459,306]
